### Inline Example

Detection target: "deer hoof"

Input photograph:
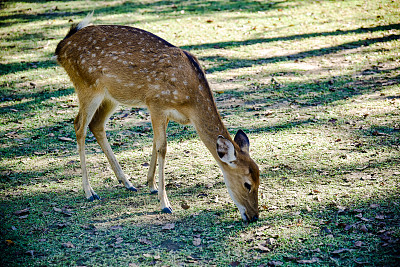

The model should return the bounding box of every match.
[162,207,173,213]
[87,194,100,201]
[150,189,158,195]
[127,186,137,192]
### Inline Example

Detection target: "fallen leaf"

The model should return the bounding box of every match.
[359,224,368,233]
[62,241,75,248]
[5,240,15,246]
[56,223,68,229]
[267,261,284,266]
[109,225,123,230]
[139,238,152,245]
[193,237,201,246]
[352,208,363,213]
[257,243,270,252]
[265,237,275,245]
[370,204,379,208]
[181,202,190,210]
[332,248,351,254]
[297,257,319,264]
[337,206,346,213]
[206,19,214,23]
[162,223,175,230]
[25,250,34,257]
[14,208,30,216]
[58,137,74,142]
[354,241,363,247]
[115,237,123,244]
[375,214,385,220]
[53,207,62,212]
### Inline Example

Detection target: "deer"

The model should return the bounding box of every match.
[55,12,260,222]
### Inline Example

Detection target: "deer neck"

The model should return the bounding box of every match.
[190,87,232,164]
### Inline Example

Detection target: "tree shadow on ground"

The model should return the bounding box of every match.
[182,23,400,51]
[0,170,399,266]
[198,34,400,74]
[0,0,282,27]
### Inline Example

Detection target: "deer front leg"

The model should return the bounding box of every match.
[147,142,158,194]
[150,111,172,213]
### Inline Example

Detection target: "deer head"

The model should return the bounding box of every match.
[217,130,260,222]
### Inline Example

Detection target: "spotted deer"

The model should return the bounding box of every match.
[55,13,260,222]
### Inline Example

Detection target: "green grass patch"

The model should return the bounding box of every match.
[1,0,400,266]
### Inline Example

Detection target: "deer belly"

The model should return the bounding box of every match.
[165,109,190,125]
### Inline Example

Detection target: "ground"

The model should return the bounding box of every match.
[0,0,399,266]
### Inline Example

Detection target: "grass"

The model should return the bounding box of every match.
[1,0,400,266]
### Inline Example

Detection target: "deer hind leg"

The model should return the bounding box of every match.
[89,98,137,192]
[75,91,104,201]
[149,110,172,213]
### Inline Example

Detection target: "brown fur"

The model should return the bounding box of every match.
[56,18,260,221]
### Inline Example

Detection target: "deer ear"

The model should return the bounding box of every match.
[234,129,250,154]
[216,136,236,164]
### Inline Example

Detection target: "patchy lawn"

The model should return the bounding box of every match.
[1,0,399,266]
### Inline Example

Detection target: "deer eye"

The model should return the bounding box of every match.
[244,182,252,192]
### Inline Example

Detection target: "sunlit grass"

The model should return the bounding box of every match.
[1,0,400,266]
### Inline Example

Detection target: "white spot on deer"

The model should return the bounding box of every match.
[67,41,71,45]
[149,84,161,90]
